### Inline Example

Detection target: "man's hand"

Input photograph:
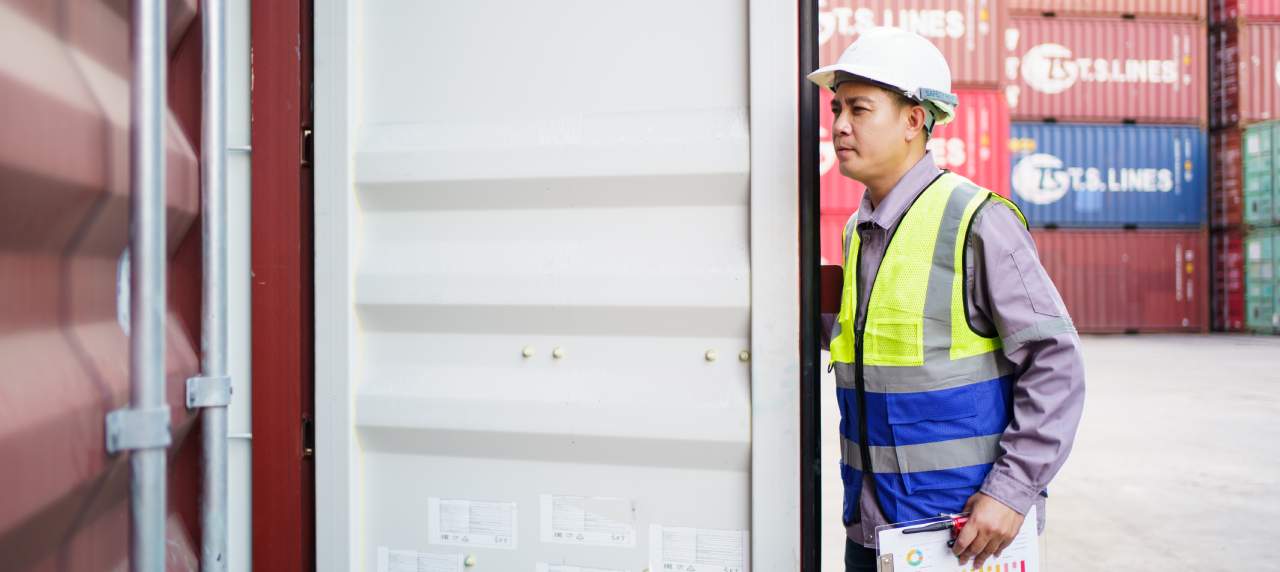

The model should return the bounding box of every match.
[951,492,1025,569]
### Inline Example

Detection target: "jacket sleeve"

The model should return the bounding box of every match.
[967,201,1087,516]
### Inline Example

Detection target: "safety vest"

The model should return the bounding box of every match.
[830,171,1027,525]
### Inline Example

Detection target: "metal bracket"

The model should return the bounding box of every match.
[186,375,233,409]
[105,406,172,454]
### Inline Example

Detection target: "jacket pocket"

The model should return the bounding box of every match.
[886,387,986,494]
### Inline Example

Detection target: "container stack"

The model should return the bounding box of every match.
[1211,0,1280,334]
[1003,2,1210,333]
[816,0,1009,265]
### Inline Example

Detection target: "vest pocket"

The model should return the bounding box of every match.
[886,386,984,495]
[864,318,923,365]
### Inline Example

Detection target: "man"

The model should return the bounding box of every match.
[809,28,1086,571]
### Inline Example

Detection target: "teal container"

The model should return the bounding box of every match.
[1244,227,1280,333]
[1243,122,1280,227]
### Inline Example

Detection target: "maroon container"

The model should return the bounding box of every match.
[1211,22,1280,128]
[1005,17,1207,124]
[1212,0,1280,24]
[1211,128,1245,228]
[821,213,850,266]
[818,0,1005,87]
[1031,229,1210,333]
[1011,0,1205,20]
[0,2,204,569]
[1212,230,1247,331]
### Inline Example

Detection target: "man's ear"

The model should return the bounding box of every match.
[904,105,929,143]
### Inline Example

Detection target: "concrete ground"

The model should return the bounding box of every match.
[819,334,1280,571]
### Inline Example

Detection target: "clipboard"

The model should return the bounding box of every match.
[874,505,1038,572]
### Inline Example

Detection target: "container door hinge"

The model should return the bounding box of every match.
[301,128,313,166]
[302,416,315,458]
[105,406,172,454]
[185,375,233,409]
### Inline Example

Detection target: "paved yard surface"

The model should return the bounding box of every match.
[820,334,1280,571]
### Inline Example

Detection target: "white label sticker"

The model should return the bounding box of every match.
[376,547,464,572]
[535,564,628,572]
[427,498,518,549]
[540,495,636,548]
[648,525,749,572]
[1249,241,1263,260]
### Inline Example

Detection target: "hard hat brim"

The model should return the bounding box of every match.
[807,63,957,127]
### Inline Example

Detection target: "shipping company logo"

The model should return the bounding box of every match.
[1019,43,1181,94]
[905,548,925,567]
[817,2,970,45]
[1012,152,1176,205]
[1274,60,1280,88]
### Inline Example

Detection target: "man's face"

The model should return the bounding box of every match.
[829,81,919,184]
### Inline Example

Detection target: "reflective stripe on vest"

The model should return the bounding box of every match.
[828,172,1028,525]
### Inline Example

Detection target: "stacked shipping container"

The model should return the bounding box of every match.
[1211,1,1280,333]
[816,0,1010,265]
[1005,5,1210,333]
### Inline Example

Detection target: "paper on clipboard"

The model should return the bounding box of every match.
[875,505,1038,572]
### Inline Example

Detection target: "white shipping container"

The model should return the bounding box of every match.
[314,1,803,571]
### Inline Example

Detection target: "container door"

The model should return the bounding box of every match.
[312,2,802,571]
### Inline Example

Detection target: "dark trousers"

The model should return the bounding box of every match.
[845,537,879,572]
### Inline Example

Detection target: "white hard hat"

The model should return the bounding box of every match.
[808,27,959,130]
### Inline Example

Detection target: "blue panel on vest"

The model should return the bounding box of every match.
[835,387,859,441]
[874,464,991,522]
[841,463,863,525]
[860,377,1014,447]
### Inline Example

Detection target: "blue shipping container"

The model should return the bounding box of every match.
[1008,123,1207,227]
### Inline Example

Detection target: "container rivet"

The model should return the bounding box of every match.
[552,347,566,359]
[739,350,750,362]
[522,346,535,358]
[705,350,718,362]
[464,555,476,567]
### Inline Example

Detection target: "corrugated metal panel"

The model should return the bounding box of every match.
[1245,227,1280,332]
[1032,229,1209,333]
[1243,121,1280,226]
[819,88,1010,215]
[1211,23,1280,128]
[818,0,1005,87]
[1211,128,1245,228]
[1212,230,1247,331]
[1005,17,1207,124]
[0,2,203,569]
[1009,123,1207,227]
[1010,0,1206,20]
[314,2,793,570]
[1212,0,1280,24]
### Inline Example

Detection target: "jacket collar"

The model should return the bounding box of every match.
[856,152,943,231]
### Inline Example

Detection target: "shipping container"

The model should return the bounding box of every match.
[0,1,206,569]
[1005,17,1207,124]
[1009,123,1207,227]
[1212,0,1280,24]
[1211,22,1280,128]
[1243,121,1280,226]
[1245,227,1280,332]
[1212,128,1246,228]
[818,0,1005,87]
[821,213,850,266]
[312,1,804,570]
[1011,0,1205,21]
[819,88,1011,214]
[1212,231,1247,331]
[1032,230,1209,333]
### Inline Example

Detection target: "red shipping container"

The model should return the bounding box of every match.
[0,1,205,568]
[1004,17,1207,124]
[1031,229,1209,333]
[1212,230,1247,331]
[818,0,1005,87]
[821,213,851,266]
[1211,128,1245,228]
[819,88,1011,215]
[1009,0,1205,20]
[1212,0,1280,24]
[1211,22,1280,128]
